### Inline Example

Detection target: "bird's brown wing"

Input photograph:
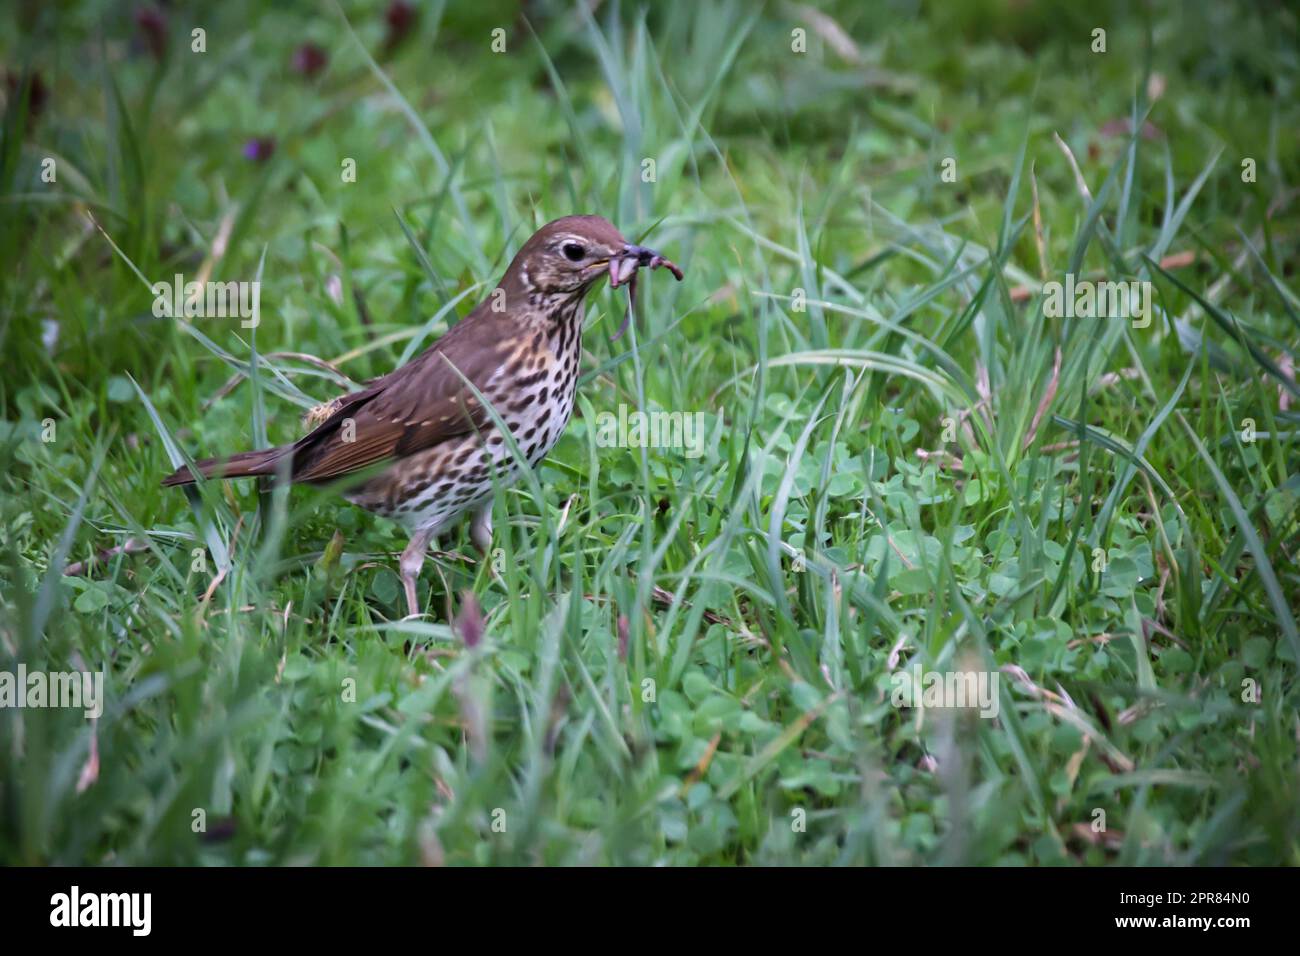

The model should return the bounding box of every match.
[290,310,518,483]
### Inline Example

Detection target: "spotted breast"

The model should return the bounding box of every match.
[350,299,584,534]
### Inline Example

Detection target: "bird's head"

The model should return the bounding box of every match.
[506,214,682,300]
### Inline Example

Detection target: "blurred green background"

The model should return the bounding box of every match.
[1,0,1297,865]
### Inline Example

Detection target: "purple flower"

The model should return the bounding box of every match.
[292,43,328,78]
[242,137,275,162]
[134,6,167,61]
[383,1,417,52]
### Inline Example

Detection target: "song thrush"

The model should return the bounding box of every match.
[162,215,683,616]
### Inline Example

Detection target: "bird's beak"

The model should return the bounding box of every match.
[608,243,684,288]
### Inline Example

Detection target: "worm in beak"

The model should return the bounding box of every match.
[609,243,683,340]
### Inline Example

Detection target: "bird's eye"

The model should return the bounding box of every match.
[561,242,586,262]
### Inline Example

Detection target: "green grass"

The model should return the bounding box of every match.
[1,0,1297,865]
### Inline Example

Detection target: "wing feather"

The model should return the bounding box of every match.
[289,308,516,483]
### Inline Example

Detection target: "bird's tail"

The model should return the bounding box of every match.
[161,447,288,487]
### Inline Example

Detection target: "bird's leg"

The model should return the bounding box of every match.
[469,504,494,556]
[399,525,437,618]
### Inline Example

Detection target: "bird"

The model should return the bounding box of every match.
[162,214,683,616]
